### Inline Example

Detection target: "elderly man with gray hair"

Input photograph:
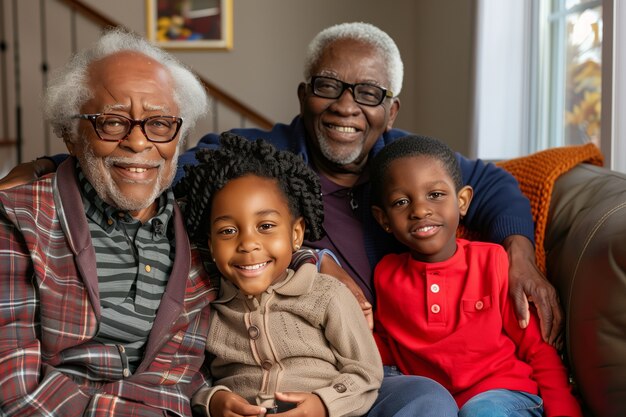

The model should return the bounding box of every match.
[0,29,214,416]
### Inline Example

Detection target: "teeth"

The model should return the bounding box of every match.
[239,262,268,270]
[127,167,148,173]
[330,125,357,133]
[417,226,437,232]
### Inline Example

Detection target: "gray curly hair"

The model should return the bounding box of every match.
[43,27,209,144]
[303,22,404,96]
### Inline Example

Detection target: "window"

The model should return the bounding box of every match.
[472,0,625,172]
[471,0,530,160]
[533,0,602,150]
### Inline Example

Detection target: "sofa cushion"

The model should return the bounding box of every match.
[546,163,626,417]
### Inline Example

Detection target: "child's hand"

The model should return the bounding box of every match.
[209,390,266,417]
[272,391,328,417]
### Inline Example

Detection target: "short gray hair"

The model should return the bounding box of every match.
[303,22,403,96]
[43,27,209,143]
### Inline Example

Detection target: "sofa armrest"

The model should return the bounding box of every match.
[545,163,626,417]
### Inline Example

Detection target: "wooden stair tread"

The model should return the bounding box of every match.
[0,138,17,146]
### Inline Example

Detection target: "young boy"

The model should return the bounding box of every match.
[176,133,382,417]
[369,135,582,417]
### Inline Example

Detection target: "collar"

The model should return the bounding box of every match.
[212,263,318,304]
[405,238,467,272]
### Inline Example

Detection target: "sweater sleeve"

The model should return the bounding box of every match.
[457,153,535,245]
[312,278,383,417]
[496,248,582,417]
[191,385,232,417]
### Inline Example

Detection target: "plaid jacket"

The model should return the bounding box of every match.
[0,158,217,417]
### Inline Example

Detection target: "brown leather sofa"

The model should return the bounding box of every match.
[545,163,626,417]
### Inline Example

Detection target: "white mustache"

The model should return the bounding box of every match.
[104,156,163,169]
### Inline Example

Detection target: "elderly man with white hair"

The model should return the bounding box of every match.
[0,29,214,416]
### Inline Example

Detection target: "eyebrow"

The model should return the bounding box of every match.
[423,179,452,188]
[102,103,168,113]
[387,179,452,195]
[212,209,282,225]
[316,71,384,87]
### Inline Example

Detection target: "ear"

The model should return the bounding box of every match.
[371,205,392,233]
[63,135,76,155]
[385,98,401,131]
[457,185,474,217]
[292,216,306,251]
[297,82,307,116]
[207,236,213,255]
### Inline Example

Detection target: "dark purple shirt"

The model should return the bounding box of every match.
[307,172,375,302]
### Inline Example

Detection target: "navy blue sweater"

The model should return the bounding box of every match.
[181,116,534,302]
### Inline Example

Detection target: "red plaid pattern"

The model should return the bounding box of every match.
[0,159,216,416]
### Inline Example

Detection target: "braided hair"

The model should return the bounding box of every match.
[176,132,325,244]
[370,135,463,207]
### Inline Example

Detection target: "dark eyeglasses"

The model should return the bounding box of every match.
[309,76,394,106]
[74,113,183,143]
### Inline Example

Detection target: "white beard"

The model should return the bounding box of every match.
[76,141,179,211]
[316,132,363,165]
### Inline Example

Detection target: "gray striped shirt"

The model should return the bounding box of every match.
[77,166,175,372]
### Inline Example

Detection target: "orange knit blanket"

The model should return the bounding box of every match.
[496,143,604,273]
[458,143,604,273]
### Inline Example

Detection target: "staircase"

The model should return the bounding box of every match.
[0,0,273,176]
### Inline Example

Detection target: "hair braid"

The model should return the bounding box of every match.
[175,132,325,244]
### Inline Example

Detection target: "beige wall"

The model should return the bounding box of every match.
[0,0,475,174]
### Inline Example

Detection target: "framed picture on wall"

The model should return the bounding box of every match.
[146,0,233,50]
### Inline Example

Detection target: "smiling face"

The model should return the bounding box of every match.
[298,38,400,183]
[68,51,181,222]
[372,155,473,263]
[208,175,305,297]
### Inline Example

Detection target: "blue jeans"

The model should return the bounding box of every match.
[365,366,459,417]
[459,389,543,417]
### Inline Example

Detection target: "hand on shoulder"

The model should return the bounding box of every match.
[0,159,56,190]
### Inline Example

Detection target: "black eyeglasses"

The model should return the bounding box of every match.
[309,76,394,106]
[74,113,183,143]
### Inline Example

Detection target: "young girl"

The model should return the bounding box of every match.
[369,135,582,417]
[176,133,382,417]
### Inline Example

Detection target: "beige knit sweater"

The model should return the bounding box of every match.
[203,263,383,417]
